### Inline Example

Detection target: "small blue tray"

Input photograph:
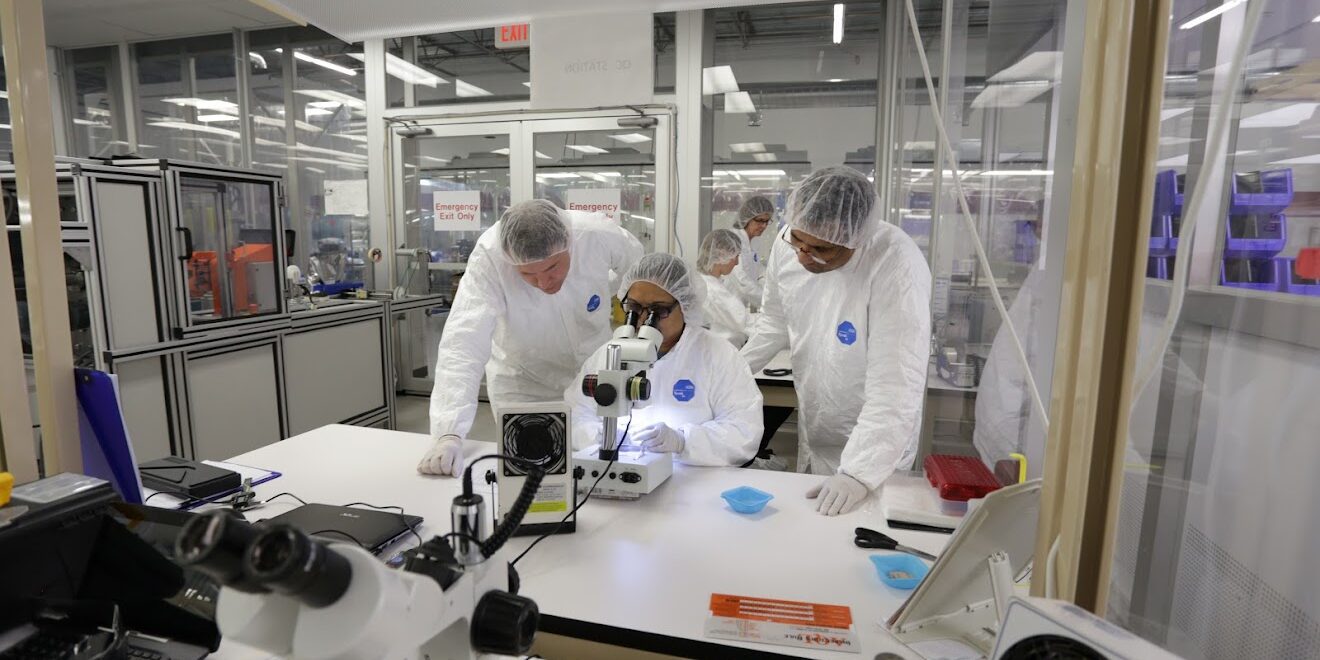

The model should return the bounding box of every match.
[720,486,773,514]
[870,553,930,590]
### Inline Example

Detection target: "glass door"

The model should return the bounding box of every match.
[525,116,672,252]
[394,122,525,299]
[172,172,284,328]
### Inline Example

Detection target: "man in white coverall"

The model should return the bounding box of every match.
[418,199,643,475]
[741,167,932,515]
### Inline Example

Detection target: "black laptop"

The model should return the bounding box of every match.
[263,504,423,554]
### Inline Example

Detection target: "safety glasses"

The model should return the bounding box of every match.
[782,230,845,265]
[621,299,680,322]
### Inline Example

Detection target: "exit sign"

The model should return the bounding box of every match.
[495,23,529,49]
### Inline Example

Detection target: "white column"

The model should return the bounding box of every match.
[1,0,81,475]
[365,39,392,288]
[673,10,712,259]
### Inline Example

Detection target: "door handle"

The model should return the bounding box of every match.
[177,227,194,260]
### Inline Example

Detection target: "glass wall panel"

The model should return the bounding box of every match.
[248,26,371,289]
[66,46,128,158]
[704,1,884,262]
[134,34,242,165]
[1108,2,1320,658]
[891,0,1071,469]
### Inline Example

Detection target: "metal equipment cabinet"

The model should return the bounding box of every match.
[283,300,392,435]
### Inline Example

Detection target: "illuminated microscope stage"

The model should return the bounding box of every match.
[573,444,673,500]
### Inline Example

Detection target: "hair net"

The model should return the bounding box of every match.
[734,195,776,229]
[617,252,707,327]
[499,199,571,265]
[785,166,877,249]
[697,229,743,274]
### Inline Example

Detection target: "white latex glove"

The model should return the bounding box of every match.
[805,473,869,516]
[632,423,685,454]
[417,437,464,476]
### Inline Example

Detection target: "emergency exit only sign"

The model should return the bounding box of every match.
[495,23,529,49]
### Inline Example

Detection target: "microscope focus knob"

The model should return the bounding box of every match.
[470,590,540,656]
[626,375,650,402]
[581,374,598,398]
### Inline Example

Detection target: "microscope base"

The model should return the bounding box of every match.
[573,446,673,499]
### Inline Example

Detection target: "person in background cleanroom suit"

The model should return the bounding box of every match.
[741,166,932,516]
[727,195,774,307]
[566,253,763,466]
[418,199,643,476]
[697,229,756,347]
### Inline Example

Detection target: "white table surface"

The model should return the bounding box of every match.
[215,425,950,659]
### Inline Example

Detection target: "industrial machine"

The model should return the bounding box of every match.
[573,308,673,499]
[176,458,544,660]
[494,402,575,535]
[992,597,1182,659]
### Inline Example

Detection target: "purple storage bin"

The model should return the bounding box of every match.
[901,215,931,239]
[1281,258,1320,297]
[1149,215,1172,256]
[908,191,932,210]
[1223,213,1287,259]
[1229,169,1293,215]
[1153,170,1185,217]
[1220,258,1283,292]
[1014,221,1039,264]
[1147,256,1171,280]
[1168,214,1184,252]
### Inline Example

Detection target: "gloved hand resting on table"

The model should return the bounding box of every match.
[806,472,868,516]
[418,435,464,476]
[633,423,685,454]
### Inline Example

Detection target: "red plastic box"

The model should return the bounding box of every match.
[924,454,1002,503]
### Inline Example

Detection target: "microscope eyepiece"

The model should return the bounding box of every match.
[175,510,269,593]
[245,525,352,608]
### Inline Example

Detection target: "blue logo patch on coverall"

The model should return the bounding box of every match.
[836,321,857,345]
[672,379,696,402]
[587,294,601,312]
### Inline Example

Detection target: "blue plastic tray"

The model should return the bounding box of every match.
[869,553,930,590]
[720,486,773,514]
[1148,256,1172,281]
[1149,215,1172,256]
[1229,169,1293,215]
[1153,169,1185,217]
[1221,258,1282,292]
[1223,214,1287,259]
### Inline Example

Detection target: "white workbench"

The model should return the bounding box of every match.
[214,425,949,659]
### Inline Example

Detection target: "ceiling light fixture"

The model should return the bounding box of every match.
[702,65,739,95]
[833,4,845,44]
[1179,0,1247,30]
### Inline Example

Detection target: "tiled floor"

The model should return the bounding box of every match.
[396,394,799,470]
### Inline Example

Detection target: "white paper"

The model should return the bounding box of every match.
[433,190,483,232]
[323,179,369,216]
[564,188,621,221]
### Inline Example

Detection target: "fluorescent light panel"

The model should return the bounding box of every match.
[455,79,493,97]
[1179,0,1247,30]
[609,133,652,144]
[347,52,446,88]
[1240,103,1318,128]
[833,4,844,44]
[989,51,1062,82]
[702,65,739,94]
[566,144,608,154]
[730,142,767,153]
[295,89,366,111]
[970,81,1052,109]
[292,50,357,76]
[724,91,757,113]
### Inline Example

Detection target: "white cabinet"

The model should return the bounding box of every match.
[283,313,388,436]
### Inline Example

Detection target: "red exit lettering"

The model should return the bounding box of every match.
[496,23,529,49]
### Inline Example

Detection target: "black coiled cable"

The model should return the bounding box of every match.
[460,454,546,559]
